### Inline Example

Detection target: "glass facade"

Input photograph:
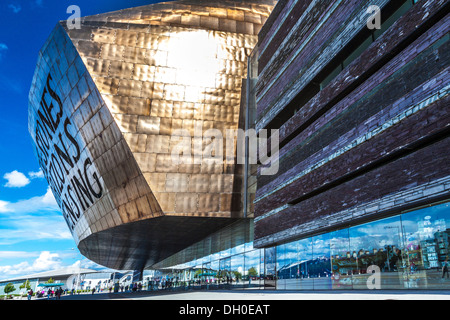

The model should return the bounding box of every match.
[153,219,265,289]
[153,201,450,290]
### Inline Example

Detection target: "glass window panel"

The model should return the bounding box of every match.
[201,262,212,287]
[202,237,212,260]
[230,221,249,255]
[330,228,352,289]
[264,247,276,289]
[276,244,286,290]
[208,259,220,287]
[244,249,263,289]
[285,241,300,290]
[231,243,246,256]
[219,257,231,287]
[349,215,404,289]
[312,233,332,290]
[210,251,221,263]
[401,201,450,289]
[231,254,245,288]
[210,231,221,256]
[260,249,265,286]
[298,238,313,290]
[219,228,232,258]
[245,241,254,252]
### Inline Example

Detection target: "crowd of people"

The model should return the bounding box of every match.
[26,274,240,299]
[29,287,66,300]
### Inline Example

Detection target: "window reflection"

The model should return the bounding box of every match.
[330,228,351,289]
[298,238,314,290]
[210,260,220,287]
[151,202,450,291]
[276,244,286,290]
[272,238,313,290]
[219,257,231,288]
[264,247,276,289]
[231,254,244,288]
[401,202,450,288]
[312,234,332,289]
[285,241,300,290]
[349,215,404,289]
[244,249,263,289]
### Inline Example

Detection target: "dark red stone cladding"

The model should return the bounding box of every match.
[257,31,449,193]
[254,95,450,217]
[258,0,313,73]
[253,0,450,245]
[256,0,360,118]
[257,0,297,49]
[256,15,449,175]
[255,0,448,130]
[276,6,450,146]
[254,136,450,241]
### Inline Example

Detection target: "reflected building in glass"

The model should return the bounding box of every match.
[29,0,450,290]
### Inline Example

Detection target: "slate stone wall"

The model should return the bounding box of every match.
[254,0,450,247]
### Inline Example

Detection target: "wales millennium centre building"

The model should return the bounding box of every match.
[29,0,450,290]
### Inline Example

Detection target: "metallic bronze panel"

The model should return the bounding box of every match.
[29,0,275,270]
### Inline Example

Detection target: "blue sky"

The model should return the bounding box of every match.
[0,0,163,280]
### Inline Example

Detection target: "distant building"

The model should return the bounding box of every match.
[0,267,98,296]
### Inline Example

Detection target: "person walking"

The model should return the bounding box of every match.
[442,258,449,279]
[56,287,62,300]
[27,289,33,300]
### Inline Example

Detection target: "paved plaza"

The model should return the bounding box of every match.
[35,289,450,300]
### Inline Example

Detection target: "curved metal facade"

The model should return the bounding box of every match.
[28,0,275,270]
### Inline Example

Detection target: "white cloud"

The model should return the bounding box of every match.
[0,187,70,245]
[0,200,11,213]
[0,263,28,277]
[0,253,119,280]
[7,4,21,13]
[0,43,8,60]
[0,255,109,280]
[40,186,58,206]
[5,186,59,211]
[0,251,36,259]
[28,169,44,179]
[33,251,63,270]
[3,170,30,188]
[0,251,63,279]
